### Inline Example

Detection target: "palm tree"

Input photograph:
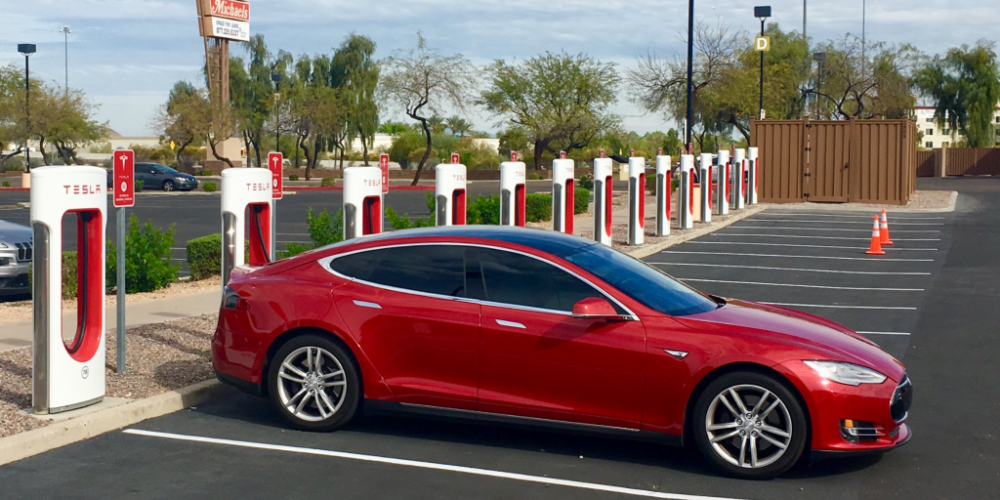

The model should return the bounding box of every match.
[445,115,472,137]
[427,114,447,134]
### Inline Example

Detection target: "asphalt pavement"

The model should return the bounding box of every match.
[1,177,998,499]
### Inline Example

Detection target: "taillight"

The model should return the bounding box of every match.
[222,286,250,311]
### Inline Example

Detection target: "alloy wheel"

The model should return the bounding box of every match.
[276,346,348,422]
[163,180,175,192]
[705,384,793,469]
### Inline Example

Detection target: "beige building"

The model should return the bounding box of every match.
[915,105,1000,148]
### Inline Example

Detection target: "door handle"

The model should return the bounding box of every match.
[353,300,382,310]
[495,319,526,329]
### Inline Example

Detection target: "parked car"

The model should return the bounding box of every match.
[0,219,32,298]
[107,162,198,192]
[213,226,912,479]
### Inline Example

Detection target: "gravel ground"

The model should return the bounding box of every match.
[0,277,221,324]
[761,190,954,211]
[0,313,216,438]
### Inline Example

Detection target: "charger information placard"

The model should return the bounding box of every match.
[380,153,389,194]
[269,152,283,200]
[113,150,135,208]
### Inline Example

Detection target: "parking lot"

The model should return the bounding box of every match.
[1,178,997,499]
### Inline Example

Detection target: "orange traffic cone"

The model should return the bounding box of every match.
[880,209,893,245]
[866,215,885,255]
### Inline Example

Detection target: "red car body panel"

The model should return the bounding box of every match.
[212,229,911,455]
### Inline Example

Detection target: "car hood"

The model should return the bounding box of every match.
[0,219,32,243]
[675,298,905,381]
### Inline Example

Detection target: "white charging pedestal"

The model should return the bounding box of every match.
[499,161,526,227]
[748,147,759,205]
[30,166,107,414]
[679,155,695,230]
[717,149,730,215]
[655,155,671,237]
[551,159,575,234]
[343,166,383,240]
[628,157,646,246]
[699,153,712,223]
[221,168,272,289]
[592,158,613,245]
[733,149,746,209]
[435,163,467,226]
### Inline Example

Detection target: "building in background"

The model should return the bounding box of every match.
[915,105,1000,149]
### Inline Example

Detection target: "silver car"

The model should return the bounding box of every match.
[0,219,32,298]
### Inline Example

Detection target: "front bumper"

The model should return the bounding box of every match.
[0,251,30,296]
[777,360,912,455]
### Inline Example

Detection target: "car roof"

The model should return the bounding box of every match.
[345,225,598,257]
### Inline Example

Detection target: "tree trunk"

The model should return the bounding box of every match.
[242,132,252,168]
[39,137,51,165]
[209,139,237,169]
[533,139,545,171]
[412,118,433,186]
[361,129,370,166]
[175,138,193,171]
[253,134,263,168]
[301,139,313,181]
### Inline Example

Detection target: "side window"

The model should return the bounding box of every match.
[329,249,385,282]
[476,248,605,312]
[366,245,466,297]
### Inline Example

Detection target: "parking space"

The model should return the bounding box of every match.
[645,210,953,360]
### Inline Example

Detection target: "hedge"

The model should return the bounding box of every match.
[186,233,222,281]
[525,193,551,222]
[574,187,590,215]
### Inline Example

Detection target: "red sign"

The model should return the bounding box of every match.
[630,149,635,157]
[559,151,567,159]
[379,153,390,194]
[268,152,283,199]
[658,148,663,155]
[599,149,605,158]
[451,153,460,164]
[199,0,250,21]
[113,150,134,207]
[511,151,518,162]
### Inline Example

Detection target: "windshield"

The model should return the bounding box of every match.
[563,244,718,316]
[155,165,178,174]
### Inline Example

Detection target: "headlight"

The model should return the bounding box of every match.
[803,360,887,386]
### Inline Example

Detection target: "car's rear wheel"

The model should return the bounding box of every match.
[162,180,175,192]
[693,371,807,479]
[267,334,361,432]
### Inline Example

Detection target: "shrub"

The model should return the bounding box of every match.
[527,172,545,180]
[525,193,552,222]
[135,179,145,192]
[288,174,299,181]
[202,181,217,192]
[106,214,179,293]
[61,252,79,299]
[578,174,594,191]
[466,195,500,225]
[278,208,345,259]
[320,177,336,187]
[186,233,222,281]
[385,207,435,230]
[1,181,9,187]
[574,187,590,214]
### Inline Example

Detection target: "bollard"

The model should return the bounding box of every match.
[699,153,712,223]
[593,157,614,245]
[679,155,695,230]
[717,149,730,215]
[628,157,645,246]
[655,155,671,237]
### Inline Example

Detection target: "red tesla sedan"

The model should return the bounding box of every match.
[212,226,912,479]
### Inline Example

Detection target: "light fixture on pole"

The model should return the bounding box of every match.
[62,26,71,95]
[754,6,771,121]
[685,0,695,153]
[270,73,284,149]
[18,44,36,172]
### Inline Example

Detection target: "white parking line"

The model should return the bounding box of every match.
[856,331,912,336]
[726,226,941,233]
[649,262,931,276]
[677,278,923,292]
[710,233,941,242]
[762,213,946,221]
[742,220,944,226]
[762,302,917,310]
[122,429,744,500]
[659,251,934,262]
[687,241,938,251]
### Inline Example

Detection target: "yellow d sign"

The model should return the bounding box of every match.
[755,36,771,52]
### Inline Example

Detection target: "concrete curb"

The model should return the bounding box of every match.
[624,206,768,260]
[758,191,958,213]
[0,380,231,467]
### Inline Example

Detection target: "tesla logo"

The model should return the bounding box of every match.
[363,179,381,187]
[63,184,103,195]
[245,182,271,191]
[453,174,466,181]
[81,366,89,379]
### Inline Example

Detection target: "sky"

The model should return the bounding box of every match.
[0,0,995,137]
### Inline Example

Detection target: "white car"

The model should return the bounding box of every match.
[0,219,32,298]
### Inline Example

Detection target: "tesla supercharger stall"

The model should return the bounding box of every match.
[221,168,272,289]
[551,159,575,234]
[499,161,526,227]
[748,147,759,205]
[678,155,695,230]
[628,157,646,246]
[592,157,613,245]
[343,166,383,240]
[699,153,712,223]
[733,148,747,209]
[31,166,106,414]
[655,155,671,237]
[717,149,730,216]
[435,163,467,226]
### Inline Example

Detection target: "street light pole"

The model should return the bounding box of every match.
[62,27,71,95]
[685,0,695,153]
[754,7,771,121]
[18,44,36,172]
[270,73,283,152]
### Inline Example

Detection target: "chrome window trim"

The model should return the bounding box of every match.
[399,402,640,433]
[317,242,639,321]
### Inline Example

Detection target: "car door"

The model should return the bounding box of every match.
[472,247,647,429]
[329,244,482,410]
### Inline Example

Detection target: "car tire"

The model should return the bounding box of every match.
[692,371,808,479]
[162,180,175,192]
[266,334,361,432]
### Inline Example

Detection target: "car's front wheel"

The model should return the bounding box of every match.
[693,371,807,479]
[162,180,175,192]
[267,334,361,432]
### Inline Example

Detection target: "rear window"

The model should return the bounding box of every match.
[330,245,466,298]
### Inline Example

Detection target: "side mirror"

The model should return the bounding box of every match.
[571,297,626,320]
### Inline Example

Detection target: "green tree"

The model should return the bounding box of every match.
[155,81,207,168]
[332,34,380,165]
[481,52,620,169]
[913,41,1000,147]
[230,34,275,168]
[810,37,919,120]
[380,33,476,184]
[445,115,472,137]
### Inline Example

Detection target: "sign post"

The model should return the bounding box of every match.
[379,153,390,195]
[268,152,283,260]
[112,150,135,373]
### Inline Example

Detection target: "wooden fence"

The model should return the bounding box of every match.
[751,119,917,205]
[946,148,1000,176]
[916,151,935,177]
